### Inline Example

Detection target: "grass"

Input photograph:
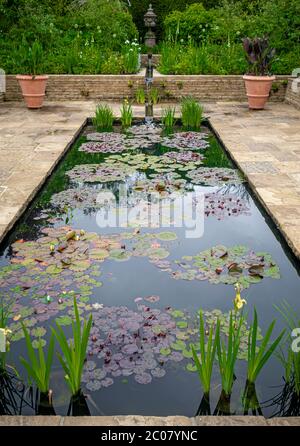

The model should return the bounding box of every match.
[51,296,92,396]
[93,104,114,132]
[191,310,219,396]
[181,97,203,130]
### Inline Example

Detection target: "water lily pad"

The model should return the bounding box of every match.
[32,338,46,349]
[186,363,197,372]
[156,232,178,241]
[31,327,46,337]
[187,167,244,186]
[135,373,152,385]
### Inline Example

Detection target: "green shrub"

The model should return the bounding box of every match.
[0,0,138,74]
[158,42,247,75]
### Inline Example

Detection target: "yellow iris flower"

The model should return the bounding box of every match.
[233,283,247,311]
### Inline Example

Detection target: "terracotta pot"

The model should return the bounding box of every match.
[243,75,275,110]
[16,75,48,109]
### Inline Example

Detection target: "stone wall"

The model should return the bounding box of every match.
[285,78,300,109]
[3,74,289,102]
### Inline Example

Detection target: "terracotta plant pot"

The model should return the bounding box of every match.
[16,75,48,109]
[243,75,275,110]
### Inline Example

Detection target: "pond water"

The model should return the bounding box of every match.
[0,121,299,417]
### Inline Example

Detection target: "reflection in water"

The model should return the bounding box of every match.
[0,369,34,415]
[195,394,211,416]
[263,380,300,417]
[242,381,263,416]
[67,391,91,417]
[213,391,233,416]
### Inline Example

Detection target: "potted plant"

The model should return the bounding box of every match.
[16,41,48,109]
[242,37,276,110]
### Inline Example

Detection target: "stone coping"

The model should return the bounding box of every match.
[0,415,299,426]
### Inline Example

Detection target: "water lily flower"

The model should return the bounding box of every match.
[233,283,247,311]
[92,303,104,310]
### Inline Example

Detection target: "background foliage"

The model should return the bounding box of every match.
[0,0,299,74]
[0,0,139,74]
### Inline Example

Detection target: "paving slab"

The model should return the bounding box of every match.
[2,415,297,426]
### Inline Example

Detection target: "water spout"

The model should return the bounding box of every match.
[145,53,154,124]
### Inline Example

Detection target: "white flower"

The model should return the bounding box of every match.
[113,33,116,38]
[92,303,104,310]
[125,39,130,44]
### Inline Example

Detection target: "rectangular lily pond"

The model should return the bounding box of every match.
[0,120,299,417]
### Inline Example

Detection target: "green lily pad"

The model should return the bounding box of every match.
[55,315,73,326]
[32,338,47,349]
[186,363,197,372]
[109,249,131,262]
[177,321,188,329]
[31,327,46,337]
[160,347,171,356]
[156,232,178,241]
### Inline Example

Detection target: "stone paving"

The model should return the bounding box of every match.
[0,100,299,259]
[0,415,299,426]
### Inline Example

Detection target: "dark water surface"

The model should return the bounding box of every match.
[0,122,299,417]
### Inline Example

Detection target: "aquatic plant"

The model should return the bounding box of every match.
[181,97,203,130]
[162,106,176,131]
[275,301,300,396]
[20,324,55,405]
[120,99,133,128]
[149,87,160,105]
[191,310,219,396]
[51,296,92,396]
[92,104,114,132]
[161,131,209,150]
[233,283,247,312]
[247,309,285,384]
[162,244,280,289]
[80,124,162,152]
[66,163,135,183]
[187,167,244,186]
[0,297,13,370]
[216,311,245,396]
[135,87,145,104]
